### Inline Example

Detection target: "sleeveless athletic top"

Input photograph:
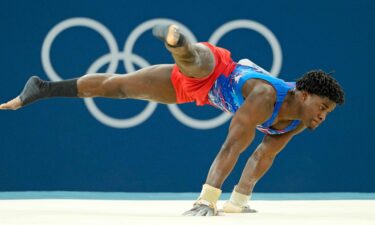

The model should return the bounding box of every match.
[208,64,301,135]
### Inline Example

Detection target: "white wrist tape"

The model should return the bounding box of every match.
[230,186,251,207]
[197,184,222,204]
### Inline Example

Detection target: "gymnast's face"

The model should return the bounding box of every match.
[300,93,336,130]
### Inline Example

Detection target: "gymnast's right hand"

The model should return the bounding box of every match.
[182,200,217,216]
[182,184,222,216]
[0,96,22,110]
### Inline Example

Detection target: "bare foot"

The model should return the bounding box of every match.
[0,96,22,110]
[152,24,184,47]
[166,25,181,46]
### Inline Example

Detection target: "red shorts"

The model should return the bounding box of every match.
[170,42,236,106]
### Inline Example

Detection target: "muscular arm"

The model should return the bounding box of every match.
[235,123,306,195]
[205,85,275,188]
[184,83,278,216]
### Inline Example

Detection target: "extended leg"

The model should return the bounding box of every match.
[0,64,177,110]
[153,24,215,78]
[78,64,176,103]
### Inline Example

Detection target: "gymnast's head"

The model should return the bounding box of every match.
[294,70,345,130]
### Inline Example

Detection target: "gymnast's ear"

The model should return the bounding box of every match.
[301,91,313,103]
[296,90,309,103]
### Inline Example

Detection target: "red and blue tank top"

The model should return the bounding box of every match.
[208,64,300,135]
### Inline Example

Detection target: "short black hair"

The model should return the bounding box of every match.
[296,70,345,105]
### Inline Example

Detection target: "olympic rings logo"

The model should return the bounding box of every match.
[41,18,282,129]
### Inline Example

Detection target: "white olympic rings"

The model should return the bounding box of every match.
[41,17,282,129]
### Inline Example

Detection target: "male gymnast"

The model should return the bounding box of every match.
[0,24,345,216]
